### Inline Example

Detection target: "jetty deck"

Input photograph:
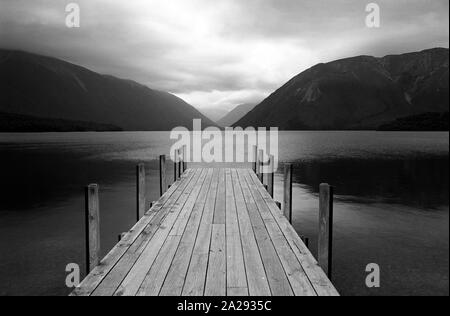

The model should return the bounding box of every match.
[72,168,339,296]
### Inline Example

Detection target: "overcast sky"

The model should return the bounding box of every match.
[0,0,448,112]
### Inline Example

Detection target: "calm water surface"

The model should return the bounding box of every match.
[0,132,448,296]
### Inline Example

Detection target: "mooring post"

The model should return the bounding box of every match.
[173,149,179,182]
[85,184,100,274]
[159,155,166,197]
[182,145,187,172]
[318,183,334,279]
[253,145,258,173]
[136,163,146,222]
[268,155,274,198]
[283,164,293,224]
[258,149,264,184]
[177,149,182,179]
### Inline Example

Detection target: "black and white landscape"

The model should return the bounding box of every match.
[0,0,448,298]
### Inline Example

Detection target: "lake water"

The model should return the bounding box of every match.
[0,131,448,296]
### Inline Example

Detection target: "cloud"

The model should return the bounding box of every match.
[0,0,448,110]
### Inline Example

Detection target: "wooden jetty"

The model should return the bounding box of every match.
[72,154,339,296]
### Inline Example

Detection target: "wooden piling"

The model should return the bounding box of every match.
[173,151,178,182]
[159,155,166,197]
[268,155,274,198]
[258,149,264,183]
[182,146,187,172]
[85,184,100,274]
[253,146,258,173]
[177,149,182,179]
[318,183,334,279]
[136,164,146,222]
[283,164,293,223]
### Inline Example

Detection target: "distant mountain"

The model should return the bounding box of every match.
[0,50,215,131]
[378,112,449,131]
[218,103,256,127]
[0,111,122,132]
[199,107,230,123]
[236,48,449,130]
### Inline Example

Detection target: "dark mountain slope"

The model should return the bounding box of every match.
[0,50,214,130]
[0,111,122,132]
[235,48,449,130]
[218,103,256,127]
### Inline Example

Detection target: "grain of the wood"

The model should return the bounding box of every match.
[158,169,214,296]
[246,170,339,296]
[204,224,226,296]
[85,184,101,274]
[243,170,316,296]
[136,164,146,221]
[160,155,167,197]
[225,168,248,294]
[182,169,220,296]
[114,169,205,296]
[136,235,181,296]
[319,183,334,279]
[237,169,293,296]
[267,155,274,198]
[71,170,194,296]
[89,169,199,296]
[283,164,293,224]
[228,288,249,296]
[231,169,271,296]
[213,168,226,224]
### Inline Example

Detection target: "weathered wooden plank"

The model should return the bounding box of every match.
[137,170,211,296]
[182,169,220,296]
[213,168,226,224]
[204,224,226,296]
[225,168,248,295]
[243,169,316,296]
[231,169,271,296]
[114,169,206,296]
[71,169,194,296]
[246,170,339,296]
[228,288,249,297]
[158,169,214,296]
[237,169,293,296]
[136,235,182,296]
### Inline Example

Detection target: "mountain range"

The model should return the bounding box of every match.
[235,48,449,130]
[217,103,256,127]
[0,50,214,131]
